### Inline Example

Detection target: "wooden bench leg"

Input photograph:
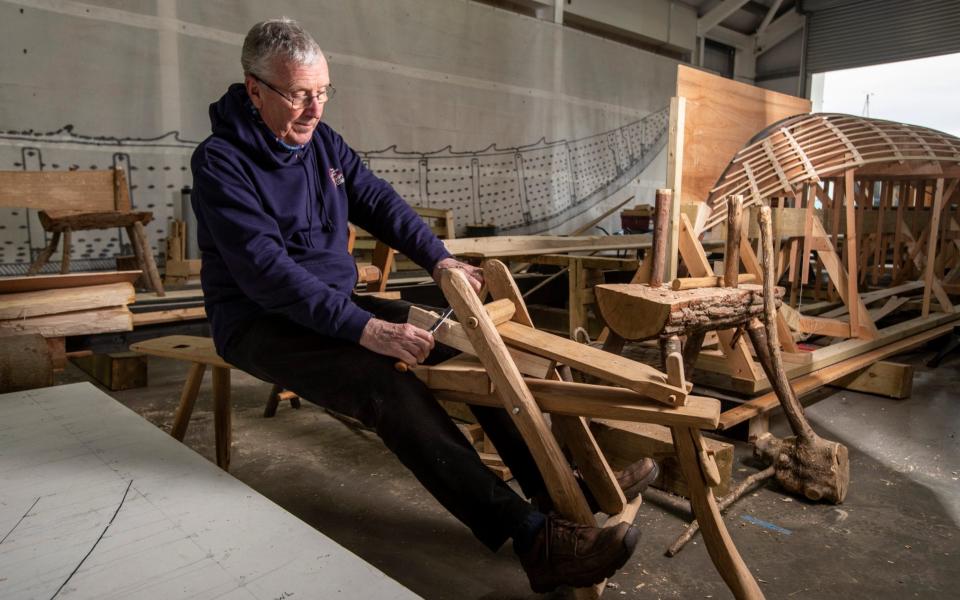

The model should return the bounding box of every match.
[212,366,231,471]
[264,383,283,418]
[672,426,764,599]
[264,385,302,417]
[60,229,72,274]
[125,224,147,274]
[27,231,61,275]
[553,415,625,515]
[133,221,166,297]
[171,362,206,441]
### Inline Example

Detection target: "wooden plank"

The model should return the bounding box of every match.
[923,178,946,316]
[0,271,141,294]
[698,309,959,395]
[844,170,861,336]
[718,321,955,428]
[528,254,639,270]
[132,306,207,326]
[800,184,815,285]
[810,218,878,338]
[831,360,913,399]
[796,315,851,338]
[0,170,118,211]
[672,274,756,290]
[567,258,587,339]
[437,381,721,429]
[900,224,954,313]
[675,64,811,208]
[0,282,134,320]
[0,306,132,338]
[443,234,651,258]
[666,96,686,279]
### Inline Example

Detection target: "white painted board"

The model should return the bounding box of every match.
[0,383,420,600]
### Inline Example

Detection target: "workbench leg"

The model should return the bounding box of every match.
[171,362,206,441]
[672,426,764,599]
[212,366,232,471]
[568,259,586,339]
[27,230,60,275]
[60,229,72,274]
[682,330,706,379]
[134,220,166,297]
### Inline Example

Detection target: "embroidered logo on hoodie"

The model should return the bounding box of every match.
[329,168,345,187]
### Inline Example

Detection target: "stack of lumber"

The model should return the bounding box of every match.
[0,271,138,340]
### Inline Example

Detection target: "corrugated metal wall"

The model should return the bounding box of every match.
[806,0,960,73]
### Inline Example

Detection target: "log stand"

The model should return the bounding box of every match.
[596,197,850,503]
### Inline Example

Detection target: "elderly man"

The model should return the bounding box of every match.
[191,18,656,593]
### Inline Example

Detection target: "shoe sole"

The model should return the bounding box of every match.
[528,525,641,593]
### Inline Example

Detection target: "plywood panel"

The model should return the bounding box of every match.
[0,170,118,212]
[675,65,811,206]
[0,383,418,600]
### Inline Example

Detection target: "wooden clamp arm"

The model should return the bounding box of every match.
[408,303,552,378]
[496,321,688,406]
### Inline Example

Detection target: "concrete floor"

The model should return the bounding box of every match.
[55,344,959,599]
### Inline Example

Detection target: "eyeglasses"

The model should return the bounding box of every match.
[253,74,336,109]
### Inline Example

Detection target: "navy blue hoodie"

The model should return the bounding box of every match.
[191,84,450,354]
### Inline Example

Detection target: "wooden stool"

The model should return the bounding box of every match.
[130,335,300,471]
[18,169,164,296]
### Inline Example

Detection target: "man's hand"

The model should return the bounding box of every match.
[359,318,435,366]
[432,257,484,294]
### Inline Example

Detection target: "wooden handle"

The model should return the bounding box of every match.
[724,195,743,288]
[394,361,410,372]
[671,273,757,290]
[357,264,382,284]
[650,188,673,287]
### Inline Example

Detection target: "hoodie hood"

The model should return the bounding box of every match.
[209,83,308,170]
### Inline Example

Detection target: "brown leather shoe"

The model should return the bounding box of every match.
[517,516,640,593]
[614,457,660,502]
[535,458,659,514]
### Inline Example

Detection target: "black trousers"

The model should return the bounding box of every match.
[221,294,548,551]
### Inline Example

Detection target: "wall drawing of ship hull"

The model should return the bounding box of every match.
[0,107,667,273]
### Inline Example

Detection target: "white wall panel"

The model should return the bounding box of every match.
[0,0,678,270]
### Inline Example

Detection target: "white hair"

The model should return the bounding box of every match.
[241,18,322,78]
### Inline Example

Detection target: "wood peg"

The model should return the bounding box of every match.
[699,450,723,487]
[465,316,480,329]
[650,188,673,287]
[724,194,743,289]
[666,351,685,390]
